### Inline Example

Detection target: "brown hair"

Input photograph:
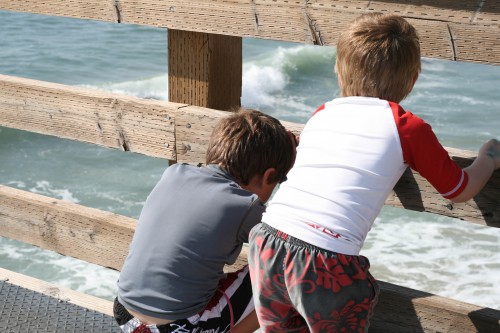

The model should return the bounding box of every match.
[335,13,421,103]
[206,108,295,185]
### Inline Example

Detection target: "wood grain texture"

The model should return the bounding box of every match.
[1,74,499,226]
[0,74,177,160]
[370,281,500,333]
[1,1,500,65]
[387,147,500,228]
[0,185,135,271]
[168,30,242,111]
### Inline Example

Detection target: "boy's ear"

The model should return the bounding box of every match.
[243,167,279,203]
[335,62,343,89]
[263,167,277,185]
[413,72,419,86]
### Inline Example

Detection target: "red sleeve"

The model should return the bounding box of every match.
[389,102,468,199]
[312,104,326,117]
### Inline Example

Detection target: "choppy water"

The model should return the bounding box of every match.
[1,10,499,310]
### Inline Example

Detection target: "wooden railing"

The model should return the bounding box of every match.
[1,2,500,332]
[2,0,500,65]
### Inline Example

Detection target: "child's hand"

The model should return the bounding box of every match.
[453,138,500,202]
[480,139,500,170]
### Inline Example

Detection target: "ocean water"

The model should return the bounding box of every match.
[1,10,500,311]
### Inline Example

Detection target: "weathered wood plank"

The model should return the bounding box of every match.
[1,1,500,65]
[0,268,114,316]
[387,147,500,228]
[0,185,134,271]
[175,105,231,164]
[0,0,118,22]
[0,74,178,160]
[370,281,500,333]
[168,30,242,111]
[1,74,500,225]
[1,185,499,333]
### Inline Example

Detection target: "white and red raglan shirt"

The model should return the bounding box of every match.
[262,96,467,255]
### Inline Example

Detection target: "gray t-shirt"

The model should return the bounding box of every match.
[117,163,265,320]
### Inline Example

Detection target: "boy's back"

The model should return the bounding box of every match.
[114,109,296,333]
[264,97,410,255]
[118,163,265,319]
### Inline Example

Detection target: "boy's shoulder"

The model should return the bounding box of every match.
[388,102,430,133]
[165,163,240,186]
[163,162,195,177]
[315,97,432,137]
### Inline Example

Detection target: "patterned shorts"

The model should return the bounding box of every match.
[114,266,255,333]
[248,223,379,333]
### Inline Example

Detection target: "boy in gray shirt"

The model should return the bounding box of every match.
[114,109,297,333]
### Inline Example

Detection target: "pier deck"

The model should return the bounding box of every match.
[0,269,119,333]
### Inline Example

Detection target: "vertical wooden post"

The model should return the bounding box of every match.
[168,30,242,111]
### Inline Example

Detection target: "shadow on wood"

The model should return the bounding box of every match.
[451,155,500,228]
[469,307,500,333]
[374,0,500,14]
[370,281,500,333]
[392,168,425,212]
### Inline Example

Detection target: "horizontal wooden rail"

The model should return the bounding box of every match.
[1,74,499,226]
[0,185,134,271]
[0,75,179,160]
[0,185,499,332]
[370,281,500,333]
[0,74,239,163]
[388,148,500,228]
[1,1,500,65]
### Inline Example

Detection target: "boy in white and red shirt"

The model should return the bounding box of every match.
[248,13,500,333]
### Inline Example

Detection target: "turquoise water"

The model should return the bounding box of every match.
[1,10,500,310]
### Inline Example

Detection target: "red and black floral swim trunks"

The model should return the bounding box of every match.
[248,223,379,333]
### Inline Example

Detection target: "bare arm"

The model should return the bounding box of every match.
[450,139,500,203]
[233,310,260,333]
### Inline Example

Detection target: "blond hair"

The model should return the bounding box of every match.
[206,108,294,185]
[335,13,421,103]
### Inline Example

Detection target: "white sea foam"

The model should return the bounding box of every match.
[242,62,308,117]
[28,180,80,203]
[94,191,146,216]
[242,63,288,107]
[84,75,169,101]
[242,44,335,120]
[39,254,119,300]
[362,207,500,310]
[81,44,334,124]
[84,48,312,118]
[0,238,118,300]
[6,180,26,188]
